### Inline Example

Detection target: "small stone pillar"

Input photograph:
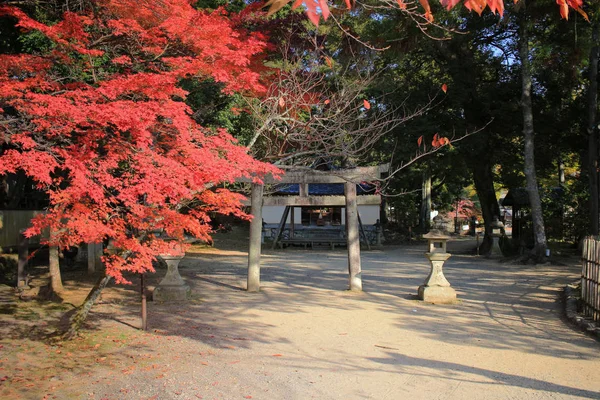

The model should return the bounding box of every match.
[418,230,456,304]
[488,217,504,258]
[469,216,477,236]
[153,255,190,302]
[17,231,29,289]
[87,242,103,274]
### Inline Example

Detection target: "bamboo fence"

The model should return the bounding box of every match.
[581,237,600,322]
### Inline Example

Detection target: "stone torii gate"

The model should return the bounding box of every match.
[244,165,388,293]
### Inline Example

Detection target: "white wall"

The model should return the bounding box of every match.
[262,205,379,225]
[358,205,380,225]
[262,206,302,224]
[0,210,46,249]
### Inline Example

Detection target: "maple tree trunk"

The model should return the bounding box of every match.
[588,21,599,237]
[61,274,111,340]
[471,161,500,255]
[49,245,64,294]
[519,18,547,260]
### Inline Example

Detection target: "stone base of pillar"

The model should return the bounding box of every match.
[418,285,457,304]
[153,284,191,302]
[17,280,30,290]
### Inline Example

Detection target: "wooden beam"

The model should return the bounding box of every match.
[259,194,381,207]
[247,183,264,292]
[238,164,389,184]
[345,182,362,291]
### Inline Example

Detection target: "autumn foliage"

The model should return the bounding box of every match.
[0,0,278,283]
[265,0,588,25]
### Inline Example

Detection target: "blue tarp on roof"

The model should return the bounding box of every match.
[273,183,375,196]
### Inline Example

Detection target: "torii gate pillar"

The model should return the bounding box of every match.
[247,183,264,292]
[345,182,362,291]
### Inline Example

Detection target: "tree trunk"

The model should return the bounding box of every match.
[519,17,547,259]
[471,161,500,255]
[61,274,111,340]
[49,245,64,293]
[419,169,431,231]
[587,21,599,236]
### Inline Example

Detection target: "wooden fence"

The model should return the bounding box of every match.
[0,210,46,250]
[581,237,600,322]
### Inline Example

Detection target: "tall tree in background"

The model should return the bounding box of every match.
[518,9,548,258]
[587,10,599,236]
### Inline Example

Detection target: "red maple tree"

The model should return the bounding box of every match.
[0,0,278,284]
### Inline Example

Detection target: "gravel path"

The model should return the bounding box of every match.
[4,239,599,399]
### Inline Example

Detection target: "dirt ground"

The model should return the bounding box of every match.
[1,234,599,400]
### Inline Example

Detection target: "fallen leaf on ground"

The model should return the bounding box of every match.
[272,354,283,357]
[374,345,399,350]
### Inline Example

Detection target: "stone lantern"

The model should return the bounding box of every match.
[418,230,457,304]
[153,251,190,302]
[488,216,504,258]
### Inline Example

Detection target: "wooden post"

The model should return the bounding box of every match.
[88,242,96,274]
[299,183,308,197]
[95,242,103,268]
[345,182,362,291]
[88,242,103,274]
[17,231,28,289]
[272,206,290,250]
[357,213,371,251]
[290,207,295,239]
[140,273,147,331]
[247,183,264,292]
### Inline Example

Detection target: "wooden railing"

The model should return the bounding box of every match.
[581,237,600,322]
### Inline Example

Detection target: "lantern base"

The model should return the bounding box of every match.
[418,285,457,304]
[487,236,503,258]
[153,284,191,302]
[153,255,190,302]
